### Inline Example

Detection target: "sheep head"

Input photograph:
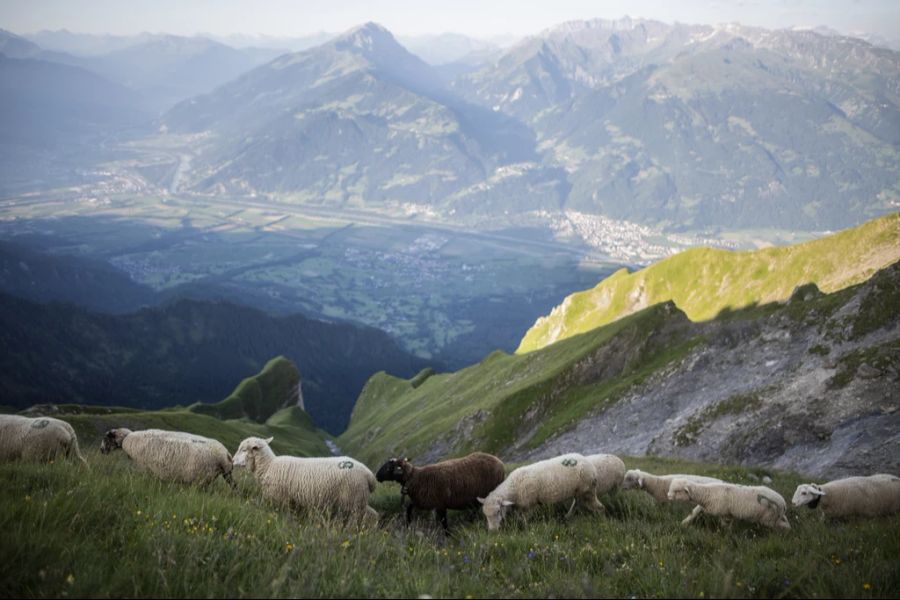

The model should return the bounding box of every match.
[233,436,274,472]
[99,428,131,454]
[667,478,693,502]
[622,469,644,490]
[479,496,514,531]
[791,483,826,508]
[375,457,410,483]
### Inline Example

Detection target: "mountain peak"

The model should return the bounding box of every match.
[335,21,398,51]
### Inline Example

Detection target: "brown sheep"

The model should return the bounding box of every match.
[375,452,505,531]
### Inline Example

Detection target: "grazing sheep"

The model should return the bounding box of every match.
[792,474,900,518]
[0,414,86,465]
[100,428,234,487]
[668,478,791,530]
[621,469,723,503]
[375,452,505,531]
[585,453,626,500]
[233,436,378,525]
[478,453,602,531]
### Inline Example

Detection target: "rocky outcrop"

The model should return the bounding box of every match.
[515,261,900,479]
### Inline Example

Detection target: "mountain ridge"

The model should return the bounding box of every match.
[518,211,900,352]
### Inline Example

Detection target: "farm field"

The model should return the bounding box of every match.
[0,193,613,366]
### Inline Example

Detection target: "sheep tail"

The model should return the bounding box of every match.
[67,436,88,468]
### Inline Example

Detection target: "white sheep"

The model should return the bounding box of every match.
[233,436,378,525]
[0,415,86,465]
[100,428,234,487]
[668,478,791,530]
[478,452,602,531]
[585,453,626,499]
[792,474,900,518]
[621,469,723,503]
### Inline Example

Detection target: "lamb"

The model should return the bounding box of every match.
[792,474,900,518]
[668,478,791,530]
[0,414,86,465]
[585,453,626,500]
[233,436,378,525]
[100,428,234,487]
[621,469,723,503]
[478,452,602,531]
[375,452,505,531]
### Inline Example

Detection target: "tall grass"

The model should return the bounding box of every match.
[1,452,898,598]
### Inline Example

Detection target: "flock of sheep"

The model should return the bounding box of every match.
[3,414,900,532]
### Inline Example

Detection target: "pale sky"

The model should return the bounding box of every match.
[2,0,899,41]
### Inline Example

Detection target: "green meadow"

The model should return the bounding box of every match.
[1,450,898,598]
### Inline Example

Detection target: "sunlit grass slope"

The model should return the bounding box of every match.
[1,453,898,598]
[518,212,900,353]
[340,301,700,465]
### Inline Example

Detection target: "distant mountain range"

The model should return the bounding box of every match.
[1,29,284,112]
[2,19,898,230]
[157,19,899,232]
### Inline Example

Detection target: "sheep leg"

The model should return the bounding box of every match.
[362,506,379,528]
[405,503,415,525]
[436,508,449,533]
[582,491,605,513]
[681,505,704,526]
[565,498,578,518]
[222,470,236,491]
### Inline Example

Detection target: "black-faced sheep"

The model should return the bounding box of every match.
[233,436,378,525]
[668,478,791,530]
[100,428,233,487]
[0,415,86,465]
[479,452,602,531]
[375,452,505,531]
[792,474,900,518]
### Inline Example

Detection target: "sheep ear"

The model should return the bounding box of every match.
[811,486,826,497]
[265,437,274,444]
[501,500,515,507]
[477,497,485,504]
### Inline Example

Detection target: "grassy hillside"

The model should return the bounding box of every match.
[18,402,330,459]
[518,212,900,353]
[339,260,899,473]
[190,356,302,423]
[1,452,897,598]
[340,301,700,466]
